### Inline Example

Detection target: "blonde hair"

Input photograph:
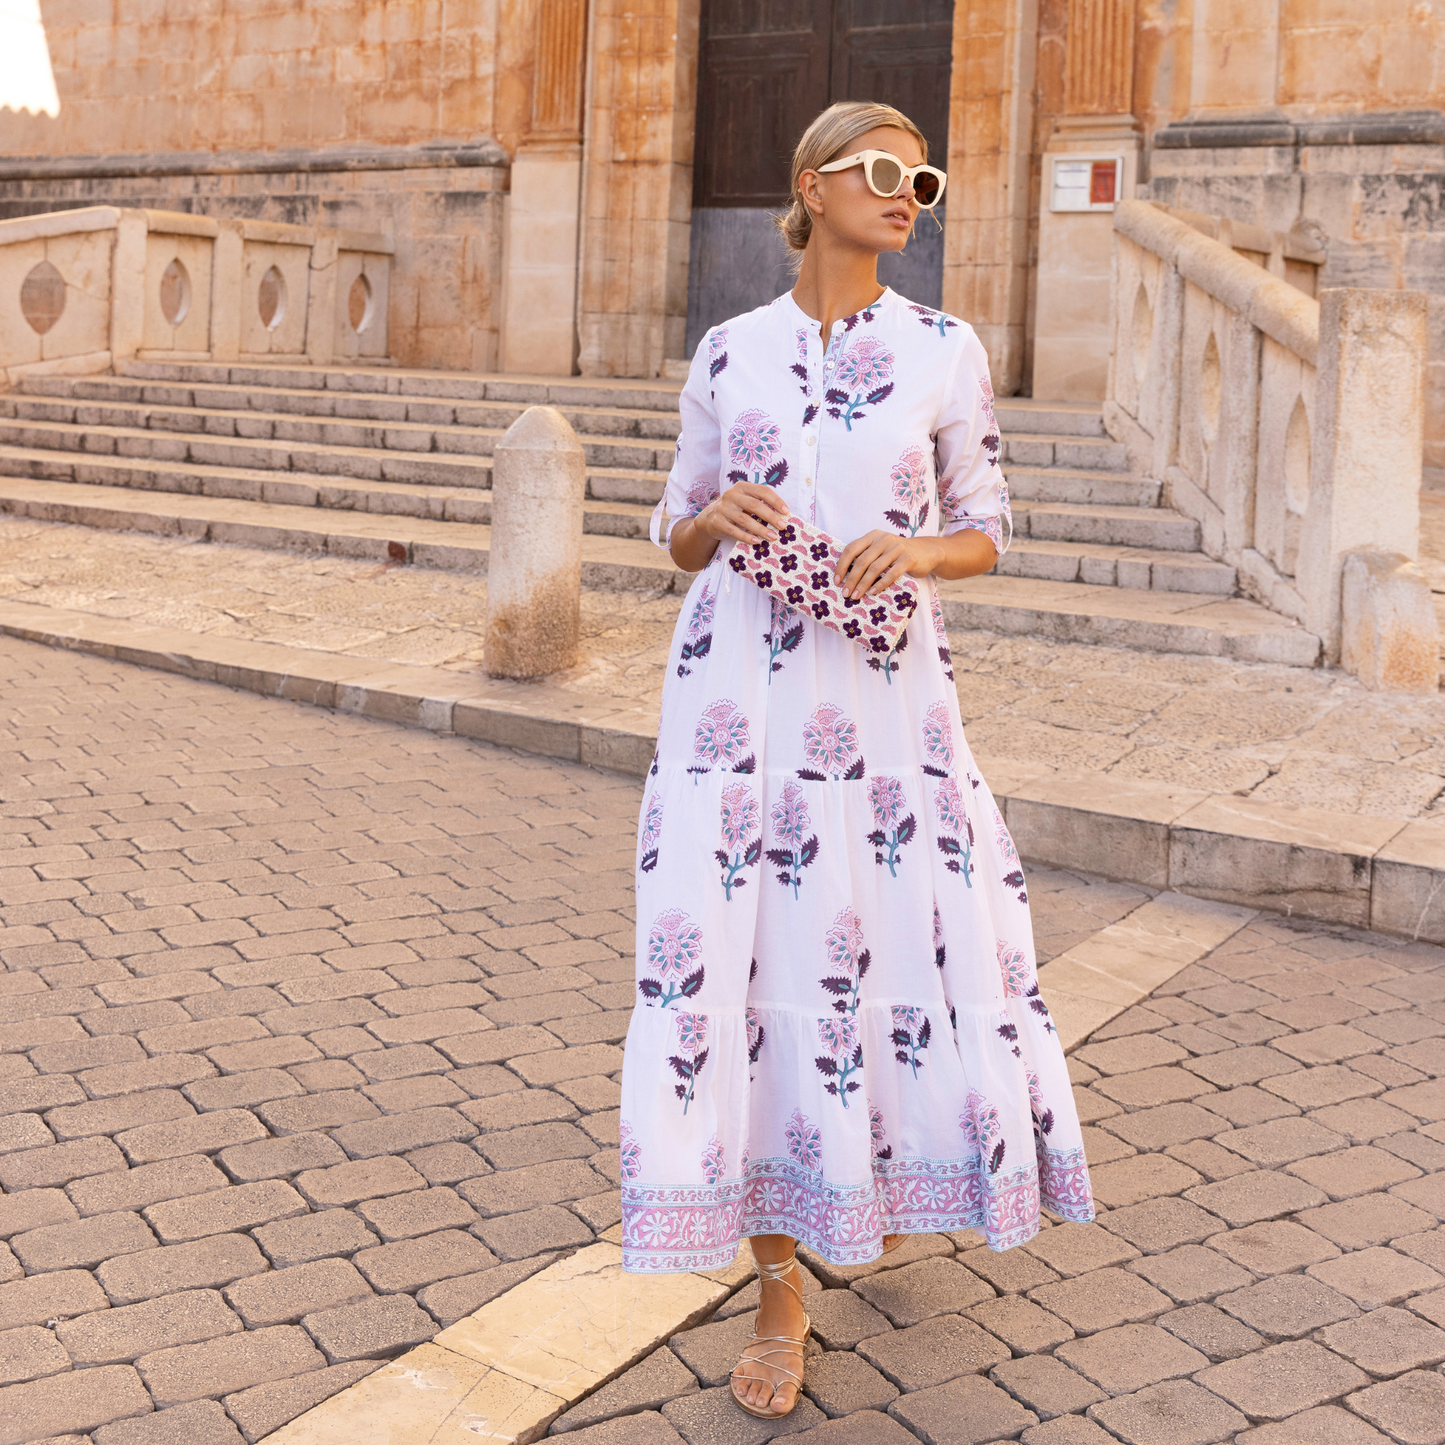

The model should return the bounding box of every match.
[775,101,930,255]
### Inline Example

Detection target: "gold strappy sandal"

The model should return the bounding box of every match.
[730,1254,811,1419]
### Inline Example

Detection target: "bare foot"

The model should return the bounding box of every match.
[732,1258,808,1417]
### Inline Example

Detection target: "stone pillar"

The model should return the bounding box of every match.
[942,0,1038,394]
[1032,0,1140,400]
[502,0,588,376]
[1298,288,1431,667]
[485,406,586,679]
[1189,0,1282,117]
[1341,553,1439,694]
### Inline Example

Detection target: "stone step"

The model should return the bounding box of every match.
[1014,499,1200,550]
[998,538,1235,594]
[994,399,1107,437]
[1006,466,1161,508]
[1003,432,1130,471]
[117,358,687,414]
[18,376,684,443]
[0,476,1312,662]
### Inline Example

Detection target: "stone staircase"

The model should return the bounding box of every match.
[0,361,1320,666]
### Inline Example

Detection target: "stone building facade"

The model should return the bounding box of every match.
[1,1,1440,445]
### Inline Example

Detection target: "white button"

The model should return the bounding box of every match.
[805,477,813,485]
[807,436,815,446]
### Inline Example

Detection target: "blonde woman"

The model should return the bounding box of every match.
[619,101,1094,1420]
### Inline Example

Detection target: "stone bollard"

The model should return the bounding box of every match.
[484,404,586,679]
[1341,551,1439,693]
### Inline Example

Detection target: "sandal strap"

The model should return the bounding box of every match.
[754,1253,804,1304]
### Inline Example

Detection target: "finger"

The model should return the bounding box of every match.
[835,542,864,585]
[858,551,903,597]
[847,546,893,598]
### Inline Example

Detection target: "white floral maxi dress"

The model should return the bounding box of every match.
[619,288,1094,1273]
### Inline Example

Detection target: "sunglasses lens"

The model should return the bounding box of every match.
[868,156,903,196]
[913,170,941,206]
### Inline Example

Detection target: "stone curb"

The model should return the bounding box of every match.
[3,596,1442,945]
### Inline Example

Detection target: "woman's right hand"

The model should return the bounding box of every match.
[694,482,791,545]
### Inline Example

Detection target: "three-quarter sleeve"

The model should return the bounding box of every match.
[649,330,725,548]
[934,331,1010,554]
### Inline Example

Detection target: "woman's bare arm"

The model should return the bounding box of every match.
[668,482,791,573]
[835,527,998,599]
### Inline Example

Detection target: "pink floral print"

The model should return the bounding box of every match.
[693,699,754,775]
[866,774,916,875]
[820,906,869,1019]
[922,701,954,774]
[766,779,818,896]
[815,1015,862,1106]
[639,792,662,874]
[726,408,787,486]
[885,446,930,536]
[785,1108,822,1171]
[639,908,704,1009]
[669,1011,708,1115]
[717,782,761,900]
[800,703,864,781]
[826,336,895,430]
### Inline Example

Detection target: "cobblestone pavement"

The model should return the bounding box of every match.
[3,640,1445,1445]
[6,518,1445,820]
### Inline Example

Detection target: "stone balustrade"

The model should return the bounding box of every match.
[0,205,393,387]
[1106,198,1437,690]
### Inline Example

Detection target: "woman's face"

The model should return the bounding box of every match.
[801,125,927,256]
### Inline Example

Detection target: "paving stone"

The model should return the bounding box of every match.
[415,1254,554,1328]
[0,1114,54,1157]
[1096,1198,1223,1254]
[1409,1287,1445,1329]
[301,1292,436,1362]
[788,1409,916,1444]
[0,1323,71,1385]
[115,1110,267,1165]
[1391,1173,1445,1220]
[1074,1036,1191,1076]
[12,1211,157,1273]
[0,1188,77,1238]
[0,1137,127,1191]
[143,1180,306,1243]
[404,1142,492,1185]
[352,1227,497,1292]
[1127,1244,1253,1304]
[1288,1145,1424,1203]
[856,1313,1008,1391]
[56,1289,241,1364]
[1073,1089,1123,1126]
[1307,1246,1445,1310]
[1318,1305,1445,1377]
[787,1288,889,1353]
[0,1364,152,1443]
[356,1185,477,1240]
[68,1156,230,1216]
[327,1105,476,1159]
[1086,1379,1247,1445]
[1237,1404,1391,1445]
[223,1258,373,1328]
[1296,1195,1438,1250]
[457,1089,578,1133]
[254,1090,379,1135]
[1087,1154,1203,1209]
[1203,1222,1340,1281]
[135,1324,324,1407]
[91,1398,243,1445]
[1055,1321,1209,1395]
[1080,1126,1136,1165]
[294,1157,427,1211]
[554,1412,685,1445]
[1183,1047,1299,1088]
[1021,1418,1116,1445]
[1197,1339,1369,1421]
[551,1345,700,1432]
[1027,1267,1172,1334]
[554,1075,623,1111]
[1215,1272,1359,1340]
[1092,1068,1217,1109]
[1184,1172,1327,1227]
[662,1383,825,1441]
[797,1233,952,1289]
[669,1312,767,1388]
[1274,1026,1382,1066]
[1217,1117,1349,1168]
[221,1360,381,1444]
[795,1350,898,1418]
[472,1120,595,1170]
[1023,1223,1141,1278]
[960,1248,1060,1295]
[887,1372,1038,1444]
[1379,1130,1445,1172]
[252,1209,378,1270]
[1196,1087,1301,1129]
[571,1189,623,1232]
[1306,1097,1419,1145]
[964,1295,1075,1353]
[185,1070,304,1112]
[44,1090,196,1143]
[216,1134,345,1184]
[1263,1067,1384,1111]
[458,1158,606,1217]
[0,1269,108,1331]
[1156,1301,1266,1360]
[97,1233,267,1306]
[1347,1369,1445,1445]
[851,1257,993,1327]
[471,1201,595,1260]
[990,1354,1106,1420]
[1392,1230,1445,1274]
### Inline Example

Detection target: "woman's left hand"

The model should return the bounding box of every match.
[835,531,941,599]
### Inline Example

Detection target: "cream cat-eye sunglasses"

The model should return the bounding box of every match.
[816,149,947,208]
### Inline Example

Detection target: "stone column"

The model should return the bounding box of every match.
[942,0,1038,395]
[1032,0,1140,399]
[485,406,587,679]
[1189,0,1282,117]
[501,0,589,376]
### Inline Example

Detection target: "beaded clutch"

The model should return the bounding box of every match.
[726,514,920,654]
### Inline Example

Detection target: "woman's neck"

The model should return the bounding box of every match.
[791,240,885,343]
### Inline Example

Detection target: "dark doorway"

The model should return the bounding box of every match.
[685,0,953,355]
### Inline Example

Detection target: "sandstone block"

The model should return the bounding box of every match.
[1341,551,1439,693]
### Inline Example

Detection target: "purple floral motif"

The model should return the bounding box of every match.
[668,1011,708,1115]
[693,699,754,776]
[933,903,946,971]
[815,1015,862,1107]
[785,1108,822,1171]
[891,1005,930,1078]
[934,778,974,887]
[726,408,787,488]
[960,1089,1005,1174]
[619,1121,641,1181]
[766,595,803,682]
[995,807,1019,863]
[932,590,954,682]
[639,908,704,1008]
[746,1006,766,1078]
[909,302,959,338]
[791,328,811,394]
[825,336,894,431]
[708,326,729,381]
[639,792,662,874]
[678,583,714,677]
[799,703,864,781]
[869,1105,892,1160]
[1028,1069,1054,1139]
[701,1134,725,1184]
[885,447,930,535]
[980,374,997,430]
[820,905,870,1019]
[997,940,1031,998]
[716,782,761,900]
[767,779,818,897]
[684,475,718,520]
[865,626,907,685]
[922,701,954,776]
[866,775,915,876]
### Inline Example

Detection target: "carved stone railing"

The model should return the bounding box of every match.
[0,206,393,386]
[1106,199,1436,691]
